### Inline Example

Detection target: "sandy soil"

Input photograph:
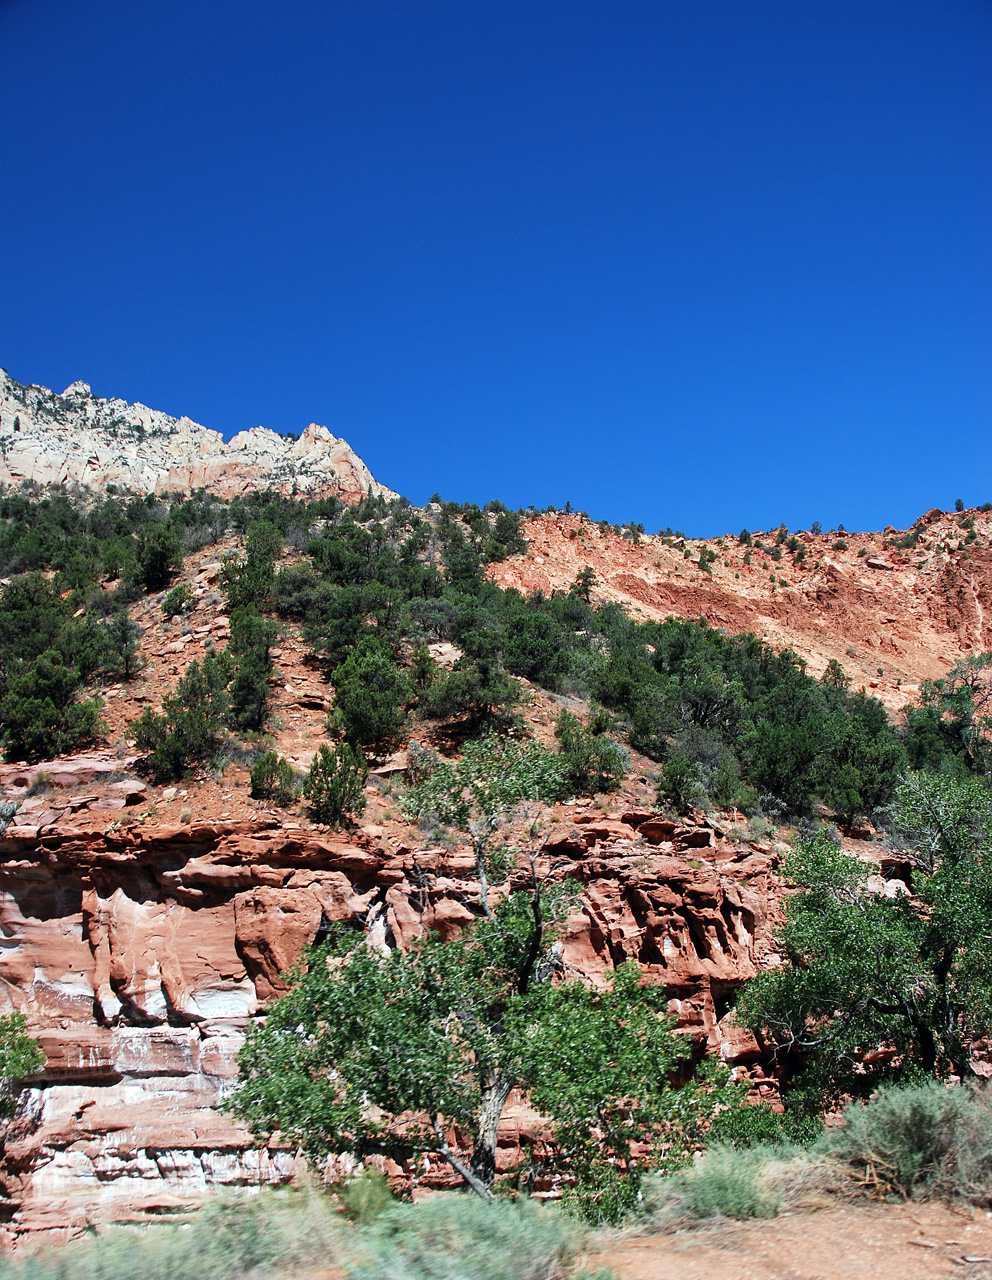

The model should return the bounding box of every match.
[591,1202,992,1280]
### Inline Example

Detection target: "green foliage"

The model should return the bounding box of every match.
[0,1191,341,1280]
[337,1168,395,1225]
[161,583,193,618]
[403,733,569,834]
[956,498,966,512]
[137,522,182,592]
[904,652,992,776]
[344,1196,595,1280]
[0,649,103,762]
[224,606,277,732]
[656,754,702,816]
[555,708,628,796]
[133,657,229,781]
[301,741,368,825]
[739,776,992,1110]
[331,636,413,746]
[823,658,849,689]
[818,1081,992,1203]
[249,751,297,804]
[0,1012,43,1119]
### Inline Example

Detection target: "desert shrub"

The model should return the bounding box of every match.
[555,708,628,795]
[249,751,297,804]
[656,753,702,815]
[641,1146,783,1223]
[161,583,193,618]
[301,741,368,824]
[819,1081,992,1203]
[0,1190,340,1280]
[337,1168,395,1225]
[344,1196,593,1280]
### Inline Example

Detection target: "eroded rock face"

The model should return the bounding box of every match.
[0,811,776,1239]
[0,372,394,502]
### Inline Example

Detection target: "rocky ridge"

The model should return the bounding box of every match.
[0,371,394,502]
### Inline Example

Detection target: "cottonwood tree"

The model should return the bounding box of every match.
[228,735,740,1221]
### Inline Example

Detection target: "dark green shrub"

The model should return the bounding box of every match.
[555,708,628,795]
[249,751,297,804]
[137,523,183,592]
[225,607,277,732]
[330,637,412,746]
[656,754,702,815]
[0,650,103,762]
[133,657,229,781]
[301,742,368,824]
[162,583,193,618]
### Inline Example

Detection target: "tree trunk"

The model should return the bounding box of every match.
[470,1073,513,1190]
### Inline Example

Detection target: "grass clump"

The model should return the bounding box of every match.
[0,1191,340,1280]
[343,1194,602,1280]
[0,1191,608,1280]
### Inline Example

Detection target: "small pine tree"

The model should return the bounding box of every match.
[249,751,297,804]
[570,565,597,603]
[301,742,368,825]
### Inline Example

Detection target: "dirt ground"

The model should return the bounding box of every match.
[589,1202,992,1280]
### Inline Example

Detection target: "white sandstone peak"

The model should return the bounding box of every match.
[0,369,394,502]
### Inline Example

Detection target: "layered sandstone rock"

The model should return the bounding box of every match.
[0,804,777,1239]
[0,371,394,502]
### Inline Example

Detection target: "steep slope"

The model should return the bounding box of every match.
[491,509,992,710]
[0,371,394,502]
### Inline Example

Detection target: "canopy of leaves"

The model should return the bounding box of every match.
[738,773,992,1113]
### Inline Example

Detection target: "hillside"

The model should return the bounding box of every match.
[0,371,988,1242]
[492,508,992,710]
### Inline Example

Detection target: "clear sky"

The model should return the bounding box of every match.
[1,0,989,536]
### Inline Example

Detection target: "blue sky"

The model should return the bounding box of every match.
[1,0,989,536]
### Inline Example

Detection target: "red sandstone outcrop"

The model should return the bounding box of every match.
[0,371,393,503]
[0,794,781,1239]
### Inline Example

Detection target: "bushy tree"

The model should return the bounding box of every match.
[301,741,368,825]
[330,636,412,746]
[403,734,569,911]
[0,649,103,761]
[249,751,297,804]
[418,656,520,727]
[555,708,627,795]
[133,657,229,781]
[738,773,992,1112]
[904,652,992,777]
[102,610,142,681]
